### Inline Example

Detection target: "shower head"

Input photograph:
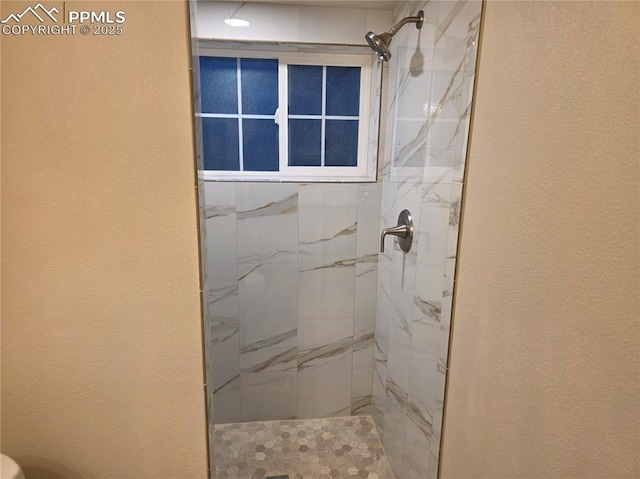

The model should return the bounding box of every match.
[365,10,424,62]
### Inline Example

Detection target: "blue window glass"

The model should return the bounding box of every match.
[325,120,358,167]
[200,57,238,114]
[243,119,279,171]
[288,65,323,115]
[326,66,361,117]
[241,59,278,115]
[202,118,240,170]
[288,120,321,166]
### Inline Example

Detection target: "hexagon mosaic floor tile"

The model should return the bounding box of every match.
[213,415,394,479]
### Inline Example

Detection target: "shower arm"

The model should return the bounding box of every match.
[387,12,424,37]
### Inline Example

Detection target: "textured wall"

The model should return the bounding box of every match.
[1,1,208,478]
[442,2,640,478]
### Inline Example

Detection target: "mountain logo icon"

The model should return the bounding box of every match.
[1,3,59,24]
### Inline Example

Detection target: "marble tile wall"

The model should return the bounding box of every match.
[194,2,482,478]
[372,1,482,478]
[201,181,382,424]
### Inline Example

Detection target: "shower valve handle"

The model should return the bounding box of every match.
[380,209,413,253]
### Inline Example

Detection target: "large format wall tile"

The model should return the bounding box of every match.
[240,371,297,421]
[238,263,298,347]
[298,206,358,272]
[237,183,298,265]
[204,182,378,424]
[373,1,482,477]
[298,267,356,320]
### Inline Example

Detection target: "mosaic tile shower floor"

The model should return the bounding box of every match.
[213,416,394,479]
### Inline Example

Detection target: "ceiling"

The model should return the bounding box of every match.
[199,0,397,11]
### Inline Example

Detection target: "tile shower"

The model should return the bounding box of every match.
[204,181,381,423]
[193,1,482,478]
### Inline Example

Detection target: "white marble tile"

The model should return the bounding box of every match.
[205,210,237,275]
[240,346,297,374]
[412,320,439,356]
[387,332,411,403]
[197,184,207,265]
[382,411,406,478]
[403,414,431,479]
[374,268,392,352]
[392,119,427,172]
[238,213,298,264]
[353,342,375,370]
[431,360,447,443]
[212,375,241,424]
[427,449,439,479]
[356,183,382,261]
[237,183,298,265]
[376,60,391,171]
[372,363,386,406]
[395,64,433,120]
[440,253,454,320]
[298,318,353,352]
[241,371,297,422]
[204,181,236,207]
[407,348,437,429]
[445,182,463,256]
[371,2,482,473]
[298,6,366,45]
[236,182,297,213]
[298,183,359,208]
[208,277,239,323]
[354,263,378,341]
[210,320,240,392]
[298,206,357,271]
[238,263,297,346]
[297,352,352,419]
[240,328,297,374]
[420,183,451,227]
[433,0,479,50]
[352,368,374,400]
[389,250,418,335]
[382,178,423,240]
[430,68,464,121]
[354,270,376,371]
[426,118,459,152]
[443,255,456,295]
[298,266,355,320]
[437,313,451,368]
[413,263,445,324]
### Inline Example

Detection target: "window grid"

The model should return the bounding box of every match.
[286,65,360,168]
[197,48,375,182]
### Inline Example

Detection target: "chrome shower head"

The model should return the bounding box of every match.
[365,31,393,62]
[365,10,424,62]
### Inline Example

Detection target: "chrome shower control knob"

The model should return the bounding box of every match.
[380,209,414,253]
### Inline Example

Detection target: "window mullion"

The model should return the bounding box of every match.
[237,58,244,171]
[320,65,327,168]
[278,61,288,174]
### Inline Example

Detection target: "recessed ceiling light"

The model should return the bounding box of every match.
[224,18,249,27]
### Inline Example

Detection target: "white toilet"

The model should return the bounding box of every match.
[1,455,25,479]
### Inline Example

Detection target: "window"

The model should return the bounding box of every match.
[197,49,378,182]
